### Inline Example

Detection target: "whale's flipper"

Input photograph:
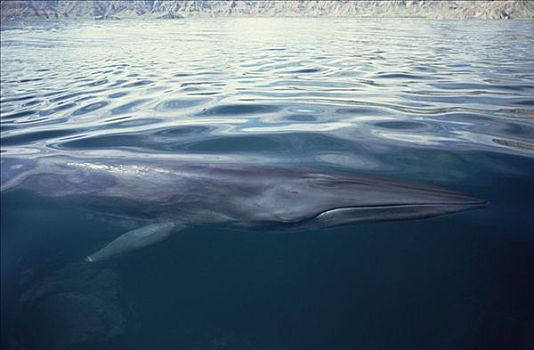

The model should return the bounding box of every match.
[85,220,184,262]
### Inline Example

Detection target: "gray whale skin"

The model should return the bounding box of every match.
[1,155,487,262]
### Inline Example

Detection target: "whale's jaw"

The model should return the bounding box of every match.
[308,201,487,228]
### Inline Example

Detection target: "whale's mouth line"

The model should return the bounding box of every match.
[274,200,488,226]
[313,201,488,218]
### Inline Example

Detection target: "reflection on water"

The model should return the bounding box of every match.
[1,18,534,350]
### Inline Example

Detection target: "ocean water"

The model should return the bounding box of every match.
[1,17,534,350]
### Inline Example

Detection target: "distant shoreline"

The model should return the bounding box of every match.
[2,0,534,22]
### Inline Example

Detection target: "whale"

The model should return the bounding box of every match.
[1,154,487,262]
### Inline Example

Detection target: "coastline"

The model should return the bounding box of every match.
[2,0,534,21]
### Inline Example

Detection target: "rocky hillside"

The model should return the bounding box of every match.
[1,0,534,21]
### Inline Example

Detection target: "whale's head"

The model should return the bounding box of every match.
[253,172,487,228]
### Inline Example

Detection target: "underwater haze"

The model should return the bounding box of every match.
[1,17,534,350]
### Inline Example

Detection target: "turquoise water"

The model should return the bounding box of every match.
[1,18,534,350]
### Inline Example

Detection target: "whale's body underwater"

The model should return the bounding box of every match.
[1,155,486,262]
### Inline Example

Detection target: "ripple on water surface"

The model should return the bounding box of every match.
[1,18,533,161]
